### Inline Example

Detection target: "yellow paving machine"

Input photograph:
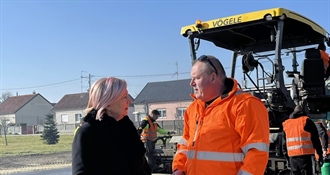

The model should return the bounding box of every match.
[180,7,330,174]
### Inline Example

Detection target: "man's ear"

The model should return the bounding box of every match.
[211,74,216,82]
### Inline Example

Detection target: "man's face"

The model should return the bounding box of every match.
[152,114,159,120]
[190,61,217,102]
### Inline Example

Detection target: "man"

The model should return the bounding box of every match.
[318,43,330,77]
[315,120,328,159]
[137,109,175,172]
[172,55,269,175]
[282,105,323,175]
[314,120,328,173]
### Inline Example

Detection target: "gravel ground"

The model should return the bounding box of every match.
[0,151,72,174]
[0,152,171,175]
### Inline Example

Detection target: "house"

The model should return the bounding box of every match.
[52,92,135,133]
[52,92,89,133]
[133,79,193,122]
[0,93,54,134]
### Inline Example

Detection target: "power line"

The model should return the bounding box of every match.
[0,78,80,90]
[93,72,190,78]
[1,51,325,91]
[0,72,192,91]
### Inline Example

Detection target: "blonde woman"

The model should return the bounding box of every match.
[72,77,151,175]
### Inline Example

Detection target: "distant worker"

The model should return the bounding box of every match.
[317,43,330,76]
[73,118,84,136]
[137,109,175,172]
[172,55,270,175]
[314,120,328,159]
[314,120,328,173]
[282,105,323,175]
[315,120,330,159]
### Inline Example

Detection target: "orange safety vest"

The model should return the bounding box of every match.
[320,50,330,74]
[283,116,315,157]
[172,78,269,175]
[141,117,158,142]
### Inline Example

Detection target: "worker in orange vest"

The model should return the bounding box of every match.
[172,55,269,175]
[282,105,323,175]
[137,109,175,172]
[318,43,330,77]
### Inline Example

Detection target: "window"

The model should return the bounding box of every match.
[61,114,68,123]
[75,114,82,123]
[176,108,186,120]
[157,109,166,118]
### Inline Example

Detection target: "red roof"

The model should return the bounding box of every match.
[0,94,38,115]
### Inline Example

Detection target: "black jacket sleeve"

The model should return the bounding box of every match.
[281,131,289,161]
[137,120,148,135]
[304,119,323,159]
[315,123,328,150]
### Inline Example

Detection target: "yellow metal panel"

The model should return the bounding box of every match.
[180,7,326,37]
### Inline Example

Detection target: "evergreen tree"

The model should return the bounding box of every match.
[40,114,60,144]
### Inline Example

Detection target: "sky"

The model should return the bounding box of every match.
[0,0,330,103]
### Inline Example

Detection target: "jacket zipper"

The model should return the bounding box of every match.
[192,120,199,146]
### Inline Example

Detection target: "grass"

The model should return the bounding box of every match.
[0,134,74,157]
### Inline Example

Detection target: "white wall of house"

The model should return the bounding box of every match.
[149,101,191,120]
[15,95,53,126]
[128,106,135,121]
[133,104,147,122]
[0,114,16,124]
[55,109,85,125]
[134,100,192,121]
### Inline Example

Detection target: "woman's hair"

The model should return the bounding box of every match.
[85,77,127,120]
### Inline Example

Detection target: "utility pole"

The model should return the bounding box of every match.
[88,74,94,91]
[81,71,94,92]
[175,61,178,80]
[172,61,179,80]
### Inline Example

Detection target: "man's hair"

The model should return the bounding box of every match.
[193,55,227,80]
[318,43,326,51]
[151,110,160,115]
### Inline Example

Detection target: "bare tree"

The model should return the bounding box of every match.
[0,91,12,103]
[0,118,9,145]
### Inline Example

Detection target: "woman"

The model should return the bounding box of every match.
[72,77,151,175]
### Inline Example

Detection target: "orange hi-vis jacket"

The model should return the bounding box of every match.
[283,116,315,157]
[141,117,158,142]
[172,78,269,175]
[320,50,330,70]
[320,50,330,74]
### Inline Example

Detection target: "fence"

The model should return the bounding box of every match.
[0,120,184,135]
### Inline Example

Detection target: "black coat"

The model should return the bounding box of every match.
[72,113,151,175]
[315,122,328,150]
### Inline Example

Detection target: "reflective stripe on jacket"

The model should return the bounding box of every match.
[283,116,315,157]
[172,78,269,175]
[141,117,158,142]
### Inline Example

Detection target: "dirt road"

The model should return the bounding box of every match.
[0,152,171,175]
[0,152,71,174]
